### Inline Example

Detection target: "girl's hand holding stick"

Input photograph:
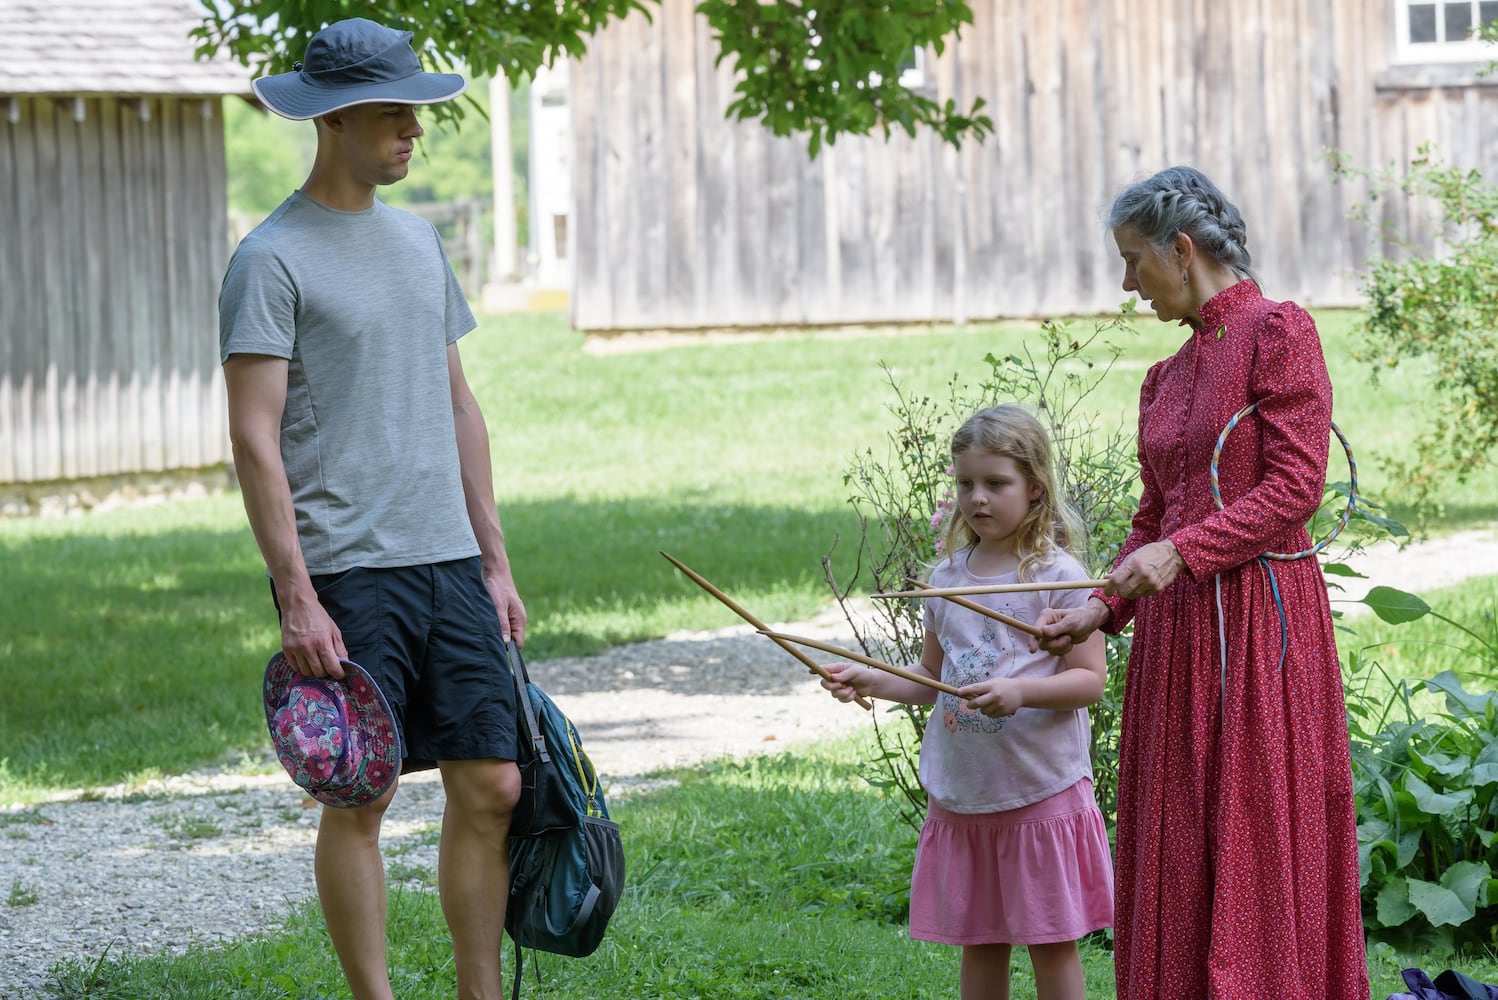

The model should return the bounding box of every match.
[757,629,961,696]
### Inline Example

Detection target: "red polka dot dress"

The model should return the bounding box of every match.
[1097,281,1369,1000]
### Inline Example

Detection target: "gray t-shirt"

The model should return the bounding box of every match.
[219,191,480,575]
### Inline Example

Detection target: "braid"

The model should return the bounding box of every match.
[1108,166,1257,282]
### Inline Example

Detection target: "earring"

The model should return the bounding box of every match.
[1182,271,1189,287]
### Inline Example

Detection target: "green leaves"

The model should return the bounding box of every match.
[193,0,993,150]
[1353,668,1498,949]
[194,0,655,87]
[697,0,994,156]
[1361,586,1432,624]
[1332,147,1498,522]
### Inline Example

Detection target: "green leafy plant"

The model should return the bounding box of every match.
[695,0,994,156]
[824,313,1142,832]
[1330,147,1498,522]
[1347,586,1498,952]
[193,0,993,151]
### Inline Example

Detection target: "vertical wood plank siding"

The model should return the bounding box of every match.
[571,0,1498,331]
[0,96,232,484]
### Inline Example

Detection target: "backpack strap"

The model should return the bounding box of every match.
[506,639,550,764]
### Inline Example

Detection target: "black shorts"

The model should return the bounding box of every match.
[272,556,518,772]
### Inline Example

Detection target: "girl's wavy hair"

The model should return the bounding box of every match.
[1108,165,1258,283]
[937,404,1086,581]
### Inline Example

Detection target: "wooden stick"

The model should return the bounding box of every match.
[660,551,874,711]
[900,578,1044,638]
[757,629,962,697]
[874,579,1110,600]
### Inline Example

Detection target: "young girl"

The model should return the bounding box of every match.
[823,404,1113,1000]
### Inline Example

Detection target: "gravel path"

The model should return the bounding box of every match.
[2,528,1494,996]
[0,604,872,997]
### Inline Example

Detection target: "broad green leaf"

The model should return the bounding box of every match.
[1469,763,1498,788]
[1410,746,1473,778]
[1407,876,1478,927]
[1359,830,1397,885]
[1357,510,1410,537]
[1397,829,1423,869]
[1360,586,1431,624]
[1375,876,1418,927]
[1321,561,1366,579]
[1425,670,1497,719]
[1440,860,1490,913]
[1402,771,1469,815]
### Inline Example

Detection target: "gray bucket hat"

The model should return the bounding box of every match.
[252,18,466,121]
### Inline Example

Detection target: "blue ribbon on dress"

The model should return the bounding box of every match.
[1214,557,1289,702]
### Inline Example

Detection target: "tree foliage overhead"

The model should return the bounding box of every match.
[192,0,993,156]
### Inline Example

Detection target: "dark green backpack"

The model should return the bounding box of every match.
[503,641,625,998]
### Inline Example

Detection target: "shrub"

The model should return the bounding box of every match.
[1330,147,1498,522]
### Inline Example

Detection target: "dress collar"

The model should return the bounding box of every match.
[1185,278,1260,337]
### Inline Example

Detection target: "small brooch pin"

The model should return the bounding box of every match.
[1216,325,1226,341]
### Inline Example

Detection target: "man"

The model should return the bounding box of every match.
[219,18,523,1000]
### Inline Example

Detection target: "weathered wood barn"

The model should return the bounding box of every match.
[0,0,249,503]
[570,0,1498,331]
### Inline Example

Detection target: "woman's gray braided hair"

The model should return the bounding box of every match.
[1107,166,1257,282]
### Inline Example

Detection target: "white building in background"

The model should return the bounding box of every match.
[484,62,572,310]
[528,62,573,291]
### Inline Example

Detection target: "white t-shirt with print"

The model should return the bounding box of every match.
[918,547,1096,814]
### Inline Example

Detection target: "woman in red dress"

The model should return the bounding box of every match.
[1037,166,1369,999]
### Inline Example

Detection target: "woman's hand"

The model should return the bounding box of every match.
[820,662,873,703]
[1105,539,1186,599]
[959,677,1024,718]
[1034,598,1111,656]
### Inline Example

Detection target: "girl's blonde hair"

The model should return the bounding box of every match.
[938,404,1086,580]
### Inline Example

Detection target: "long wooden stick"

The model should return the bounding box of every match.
[660,551,874,711]
[874,579,1109,600]
[900,578,1043,638]
[757,629,962,697]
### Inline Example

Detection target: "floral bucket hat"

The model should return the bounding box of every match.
[262,653,401,808]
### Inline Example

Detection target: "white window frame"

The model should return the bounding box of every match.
[1394,0,1498,63]
[898,46,927,89]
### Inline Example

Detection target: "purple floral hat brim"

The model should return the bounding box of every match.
[263,653,402,808]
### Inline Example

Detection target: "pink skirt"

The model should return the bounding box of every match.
[909,778,1114,946]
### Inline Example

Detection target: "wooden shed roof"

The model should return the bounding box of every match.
[0,0,252,96]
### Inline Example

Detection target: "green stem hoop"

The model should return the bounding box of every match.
[1209,403,1358,561]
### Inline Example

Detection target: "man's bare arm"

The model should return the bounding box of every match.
[448,342,526,645]
[224,353,346,677]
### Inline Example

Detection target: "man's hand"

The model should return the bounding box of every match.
[277,584,347,679]
[484,569,527,647]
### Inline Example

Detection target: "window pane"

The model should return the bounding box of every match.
[1480,0,1498,29]
[1409,3,1438,42]
[1444,1,1474,40]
